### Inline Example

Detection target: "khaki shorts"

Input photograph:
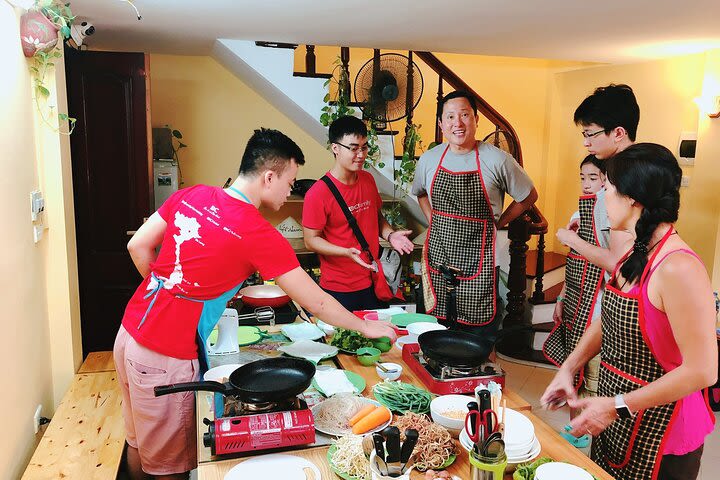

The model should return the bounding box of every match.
[113,326,199,475]
[579,354,600,398]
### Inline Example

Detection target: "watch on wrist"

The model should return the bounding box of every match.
[614,394,634,419]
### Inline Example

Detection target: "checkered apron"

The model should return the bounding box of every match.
[592,228,678,480]
[423,144,496,326]
[543,194,605,388]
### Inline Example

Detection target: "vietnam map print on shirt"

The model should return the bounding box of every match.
[147,211,202,293]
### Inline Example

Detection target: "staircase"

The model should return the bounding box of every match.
[212,39,561,366]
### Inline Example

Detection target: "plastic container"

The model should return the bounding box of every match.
[469,449,507,480]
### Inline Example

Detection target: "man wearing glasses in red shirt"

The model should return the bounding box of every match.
[303,116,414,311]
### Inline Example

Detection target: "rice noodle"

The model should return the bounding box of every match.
[330,434,370,480]
[393,412,457,471]
[313,393,370,436]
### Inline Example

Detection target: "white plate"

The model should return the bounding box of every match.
[494,407,536,448]
[311,397,392,437]
[534,462,593,480]
[281,323,325,342]
[394,334,419,351]
[277,339,338,364]
[224,453,321,479]
[203,363,242,382]
[459,430,541,463]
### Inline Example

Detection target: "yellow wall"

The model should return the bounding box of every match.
[0,4,80,478]
[149,55,335,187]
[302,46,592,216]
[544,55,708,260]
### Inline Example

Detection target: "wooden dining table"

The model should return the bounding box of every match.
[196,342,614,479]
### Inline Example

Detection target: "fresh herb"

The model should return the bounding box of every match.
[512,456,553,480]
[330,328,373,352]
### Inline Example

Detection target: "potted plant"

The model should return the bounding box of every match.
[21,1,76,134]
[20,1,73,57]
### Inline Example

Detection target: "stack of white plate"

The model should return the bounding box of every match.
[458,407,541,465]
[534,462,593,480]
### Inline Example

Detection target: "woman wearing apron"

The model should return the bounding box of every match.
[541,143,716,480]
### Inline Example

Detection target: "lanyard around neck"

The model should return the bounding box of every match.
[228,186,252,204]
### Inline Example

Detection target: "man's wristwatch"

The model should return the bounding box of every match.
[614,394,634,419]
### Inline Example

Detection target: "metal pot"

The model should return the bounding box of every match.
[235,284,290,308]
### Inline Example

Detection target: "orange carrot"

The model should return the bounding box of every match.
[352,406,391,434]
[349,404,377,427]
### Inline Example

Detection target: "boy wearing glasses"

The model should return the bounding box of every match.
[549,85,638,437]
[302,115,414,311]
[556,84,638,272]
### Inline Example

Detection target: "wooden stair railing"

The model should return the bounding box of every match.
[278,44,551,355]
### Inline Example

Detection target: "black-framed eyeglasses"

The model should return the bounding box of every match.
[581,129,607,139]
[334,141,370,154]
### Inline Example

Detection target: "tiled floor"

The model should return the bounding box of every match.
[496,357,720,479]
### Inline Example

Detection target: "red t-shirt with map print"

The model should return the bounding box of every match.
[302,171,383,292]
[121,185,299,359]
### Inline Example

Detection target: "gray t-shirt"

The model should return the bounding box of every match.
[412,141,534,221]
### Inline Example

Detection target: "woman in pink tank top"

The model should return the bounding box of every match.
[542,143,717,480]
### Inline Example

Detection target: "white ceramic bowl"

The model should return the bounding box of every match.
[406,322,447,336]
[375,362,403,381]
[430,394,471,437]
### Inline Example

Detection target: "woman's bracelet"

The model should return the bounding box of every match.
[386,231,395,242]
[556,295,565,303]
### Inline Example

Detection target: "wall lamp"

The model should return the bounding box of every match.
[694,95,720,118]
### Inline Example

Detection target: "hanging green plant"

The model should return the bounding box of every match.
[26,1,77,135]
[384,122,424,227]
[319,55,382,167]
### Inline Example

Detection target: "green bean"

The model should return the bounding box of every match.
[372,380,433,414]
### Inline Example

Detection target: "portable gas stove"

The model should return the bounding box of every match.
[203,395,315,456]
[402,343,505,394]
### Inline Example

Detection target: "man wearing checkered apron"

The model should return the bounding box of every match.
[412,91,536,335]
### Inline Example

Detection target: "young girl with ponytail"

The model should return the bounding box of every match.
[541,143,717,480]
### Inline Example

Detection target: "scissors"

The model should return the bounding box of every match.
[465,408,499,445]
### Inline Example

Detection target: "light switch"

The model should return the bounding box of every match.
[681,176,690,187]
[30,190,44,221]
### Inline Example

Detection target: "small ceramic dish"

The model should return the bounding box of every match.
[356,347,382,366]
[375,362,403,381]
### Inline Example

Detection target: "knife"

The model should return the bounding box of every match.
[372,433,388,476]
[384,426,401,476]
[399,428,419,473]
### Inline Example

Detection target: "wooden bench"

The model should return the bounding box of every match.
[22,371,125,479]
[78,351,116,373]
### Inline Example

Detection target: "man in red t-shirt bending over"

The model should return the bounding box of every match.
[114,128,396,480]
[303,116,415,311]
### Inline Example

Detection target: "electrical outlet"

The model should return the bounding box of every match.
[33,405,42,434]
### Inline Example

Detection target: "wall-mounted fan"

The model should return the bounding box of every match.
[482,129,518,158]
[354,52,423,126]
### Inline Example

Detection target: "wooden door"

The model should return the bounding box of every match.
[65,48,153,354]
